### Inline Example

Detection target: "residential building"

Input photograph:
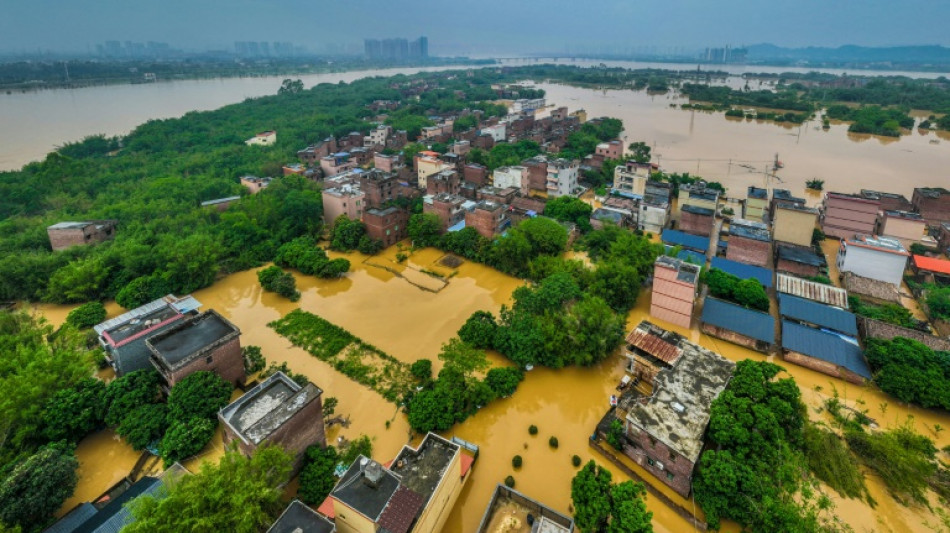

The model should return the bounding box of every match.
[781,321,870,384]
[571,109,587,123]
[613,161,651,197]
[465,201,509,238]
[775,244,824,278]
[776,273,848,307]
[650,256,701,329]
[595,140,623,160]
[415,152,451,189]
[710,257,773,288]
[770,189,806,220]
[94,294,202,376]
[364,125,392,148]
[676,182,719,217]
[424,193,468,231]
[492,166,526,193]
[240,175,272,194]
[911,187,950,226]
[842,272,902,306]
[640,181,673,233]
[426,169,460,196]
[325,433,476,533]
[661,229,709,255]
[617,321,735,497]
[219,371,326,471]
[476,186,518,205]
[822,192,880,240]
[545,158,580,197]
[479,123,507,142]
[283,163,306,176]
[701,298,775,352]
[268,500,336,533]
[463,163,489,187]
[860,189,913,212]
[374,153,402,173]
[322,184,365,226]
[837,235,909,286]
[358,169,409,209]
[475,485,574,533]
[47,220,118,251]
[911,254,950,285]
[936,222,950,254]
[200,196,241,211]
[772,204,819,247]
[745,186,769,221]
[678,205,715,237]
[298,139,335,166]
[146,310,244,387]
[364,206,409,247]
[245,130,276,146]
[725,219,771,267]
[321,152,356,177]
[511,98,545,114]
[779,294,858,337]
[877,210,927,247]
[521,156,550,196]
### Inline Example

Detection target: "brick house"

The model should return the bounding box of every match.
[521,156,549,195]
[860,189,912,212]
[297,138,336,166]
[700,298,775,353]
[781,321,870,385]
[359,169,407,209]
[47,220,118,251]
[219,371,325,473]
[617,320,735,497]
[146,310,244,388]
[650,256,701,329]
[462,163,489,187]
[424,193,468,231]
[877,210,927,247]
[321,153,356,177]
[595,140,623,160]
[678,204,715,237]
[373,153,402,173]
[321,185,364,226]
[775,244,824,278]
[912,187,950,227]
[745,186,769,221]
[837,235,909,286]
[240,176,272,194]
[465,201,509,238]
[364,207,409,248]
[726,219,771,267]
[426,169,461,196]
[476,186,518,205]
[822,192,880,240]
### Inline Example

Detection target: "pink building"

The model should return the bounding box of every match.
[595,140,623,161]
[650,256,701,329]
[321,185,364,226]
[822,192,880,240]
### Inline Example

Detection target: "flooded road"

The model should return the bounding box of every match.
[45,239,950,532]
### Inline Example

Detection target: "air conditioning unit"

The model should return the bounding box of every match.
[656,461,665,471]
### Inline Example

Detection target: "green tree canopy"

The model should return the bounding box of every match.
[571,460,653,533]
[0,446,79,532]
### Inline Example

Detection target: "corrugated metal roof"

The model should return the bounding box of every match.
[776,244,824,266]
[913,254,950,275]
[710,257,773,288]
[701,298,775,344]
[665,246,706,265]
[776,274,848,308]
[626,326,683,364]
[44,503,97,533]
[778,294,858,336]
[781,321,871,378]
[661,229,709,252]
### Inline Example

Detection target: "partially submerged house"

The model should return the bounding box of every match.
[776,273,849,308]
[775,244,825,278]
[772,204,818,248]
[146,309,244,388]
[822,192,879,240]
[710,257,773,288]
[475,484,574,533]
[781,321,870,384]
[650,255,701,329]
[725,219,771,267]
[700,297,775,352]
[836,235,909,287]
[617,321,735,497]
[660,229,709,255]
[219,371,326,472]
[911,254,950,286]
[779,294,858,337]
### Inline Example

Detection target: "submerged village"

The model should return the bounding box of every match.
[4,67,950,533]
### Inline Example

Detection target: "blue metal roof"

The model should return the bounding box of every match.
[778,294,858,336]
[781,321,871,379]
[711,257,773,288]
[44,503,97,533]
[665,246,706,265]
[661,229,709,253]
[447,219,466,232]
[702,298,776,344]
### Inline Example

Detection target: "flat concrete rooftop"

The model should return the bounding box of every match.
[147,310,239,367]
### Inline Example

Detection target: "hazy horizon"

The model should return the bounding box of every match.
[2,0,949,56]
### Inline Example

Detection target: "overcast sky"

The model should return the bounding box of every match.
[3,0,948,55]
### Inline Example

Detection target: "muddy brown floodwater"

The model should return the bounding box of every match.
[41,241,950,532]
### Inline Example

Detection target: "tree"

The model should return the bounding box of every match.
[519,217,569,256]
[0,446,78,531]
[116,275,171,309]
[357,235,383,255]
[65,301,106,329]
[410,359,432,381]
[543,196,593,230]
[41,378,108,443]
[166,371,233,422]
[298,445,338,504]
[437,338,489,382]
[571,460,653,533]
[116,403,169,451]
[607,481,653,533]
[329,216,366,252]
[159,418,216,466]
[257,265,300,301]
[45,257,109,303]
[278,78,304,95]
[485,367,524,398]
[628,141,651,163]
[926,286,950,321]
[732,278,770,312]
[457,310,497,349]
[126,445,292,533]
[864,337,950,409]
[104,370,162,427]
[408,213,443,248]
[243,345,266,374]
[588,260,642,312]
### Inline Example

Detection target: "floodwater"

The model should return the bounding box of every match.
[43,239,950,532]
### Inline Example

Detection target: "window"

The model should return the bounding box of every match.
[669,452,677,462]
[647,458,655,466]
[648,436,656,447]
[666,472,675,481]
[206,355,213,364]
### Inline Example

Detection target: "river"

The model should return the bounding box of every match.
[37,241,950,533]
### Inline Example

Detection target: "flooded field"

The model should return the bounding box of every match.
[43,238,950,532]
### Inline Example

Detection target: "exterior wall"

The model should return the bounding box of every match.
[522,160,548,193]
[651,265,696,329]
[322,190,365,226]
[463,164,489,187]
[364,209,409,247]
[492,167,524,192]
[912,189,950,225]
[595,141,623,160]
[745,197,768,221]
[640,204,669,233]
[776,259,820,278]
[678,211,714,237]
[837,244,908,286]
[162,337,244,388]
[782,351,865,385]
[332,501,376,533]
[613,166,648,197]
[411,452,462,533]
[416,157,450,189]
[773,208,816,246]
[622,423,695,497]
[701,323,769,352]
[426,171,460,196]
[822,194,879,239]
[677,191,717,216]
[725,236,770,267]
[937,224,950,253]
[480,123,506,142]
[546,162,579,198]
[48,223,116,251]
[880,216,926,245]
[465,207,505,239]
[424,198,466,231]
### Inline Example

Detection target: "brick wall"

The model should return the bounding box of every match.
[164,337,245,388]
[364,209,409,247]
[678,211,714,237]
[700,323,770,353]
[782,351,864,385]
[622,424,695,497]
[913,190,950,226]
[463,164,488,187]
[775,259,820,278]
[465,208,501,239]
[523,161,548,193]
[48,223,116,251]
[725,237,770,267]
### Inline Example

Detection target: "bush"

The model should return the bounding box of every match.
[572,455,582,467]
[549,436,559,449]
[116,403,169,451]
[529,425,538,435]
[504,475,516,488]
[606,419,625,450]
[159,418,216,466]
[167,371,233,422]
[0,446,79,530]
[927,286,950,321]
[116,275,171,309]
[257,265,300,301]
[864,337,950,409]
[243,345,266,374]
[65,302,106,329]
[457,311,498,349]
[298,445,339,504]
[485,367,524,398]
[42,378,108,443]
[410,359,432,381]
[357,235,383,255]
[104,370,162,427]
[802,423,869,500]
[329,216,366,252]
[845,423,937,504]
[512,455,523,468]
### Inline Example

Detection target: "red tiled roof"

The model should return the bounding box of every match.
[625,329,682,364]
[377,486,424,533]
[460,453,475,478]
[317,496,336,519]
[913,255,950,275]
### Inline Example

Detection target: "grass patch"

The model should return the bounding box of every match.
[803,423,872,504]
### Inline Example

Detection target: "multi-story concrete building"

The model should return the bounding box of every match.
[47,220,118,251]
[245,130,276,146]
[322,184,365,226]
[465,201,509,239]
[640,181,673,234]
[359,169,404,209]
[426,169,460,196]
[479,123,507,142]
[297,138,335,166]
[770,189,806,220]
[476,186,518,205]
[726,219,771,267]
[877,210,927,247]
[219,371,325,472]
[424,193,469,232]
[492,166,526,193]
[837,235,909,286]
[475,485,574,533]
[745,186,769,221]
[912,187,950,226]
[617,320,735,497]
[146,310,244,388]
[822,192,880,240]
[462,163,489,187]
[364,206,409,247]
[321,152,356,177]
[373,153,402,173]
[364,125,392,148]
[521,156,549,196]
[679,205,715,237]
[415,152,452,189]
[613,161,651,198]
[595,140,623,160]
[545,158,579,198]
[650,256,701,329]
[676,183,720,217]
[772,203,819,247]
